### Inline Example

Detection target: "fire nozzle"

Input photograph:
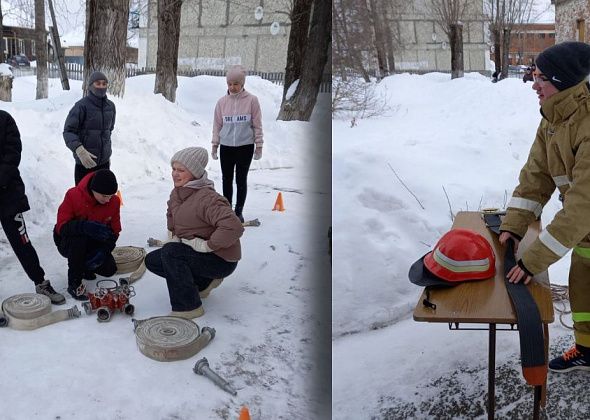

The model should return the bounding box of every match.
[193,357,237,396]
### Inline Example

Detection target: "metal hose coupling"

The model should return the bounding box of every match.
[193,357,237,396]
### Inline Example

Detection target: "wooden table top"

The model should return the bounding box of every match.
[413,211,555,324]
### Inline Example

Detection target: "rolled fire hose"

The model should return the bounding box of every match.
[0,294,80,330]
[112,246,147,284]
[132,316,215,362]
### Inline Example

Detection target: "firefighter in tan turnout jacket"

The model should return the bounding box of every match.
[499,42,590,373]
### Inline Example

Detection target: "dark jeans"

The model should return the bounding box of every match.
[145,242,238,311]
[54,234,117,288]
[0,212,45,285]
[75,160,110,185]
[220,144,254,212]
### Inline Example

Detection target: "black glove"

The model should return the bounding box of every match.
[81,221,114,241]
[85,250,106,270]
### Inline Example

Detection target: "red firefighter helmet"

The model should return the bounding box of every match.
[409,228,496,287]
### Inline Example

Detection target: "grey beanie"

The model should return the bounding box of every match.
[226,65,246,85]
[171,147,208,179]
[88,71,108,86]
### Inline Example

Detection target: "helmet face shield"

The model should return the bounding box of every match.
[409,228,496,287]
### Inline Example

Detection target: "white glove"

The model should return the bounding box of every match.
[211,146,219,160]
[253,146,262,161]
[147,230,180,247]
[181,237,213,253]
[75,145,97,169]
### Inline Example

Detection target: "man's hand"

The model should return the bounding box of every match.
[253,146,262,160]
[506,264,533,284]
[499,231,521,254]
[211,145,219,160]
[75,145,97,169]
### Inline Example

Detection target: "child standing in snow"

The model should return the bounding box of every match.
[63,71,116,185]
[145,147,244,319]
[211,65,263,222]
[0,110,65,304]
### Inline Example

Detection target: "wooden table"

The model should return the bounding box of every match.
[413,211,554,419]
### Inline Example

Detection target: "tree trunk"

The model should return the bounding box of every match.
[277,0,330,121]
[334,0,370,82]
[501,27,510,79]
[0,76,12,102]
[493,29,502,76]
[281,0,312,102]
[48,0,70,90]
[369,0,388,78]
[84,0,129,97]
[154,0,182,102]
[35,0,48,99]
[449,23,464,79]
[0,2,4,64]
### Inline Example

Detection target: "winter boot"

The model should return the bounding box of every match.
[83,271,97,280]
[199,278,224,299]
[67,283,89,301]
[234,206,244,223]
[170,305,205,319]
[549,344,590,372]
[35,280,66,305]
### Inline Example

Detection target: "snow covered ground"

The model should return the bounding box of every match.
[333,73,589,418]
[0,75,330,419]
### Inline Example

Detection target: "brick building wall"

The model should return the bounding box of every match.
[509,23,555,65]
[138,0,292,72]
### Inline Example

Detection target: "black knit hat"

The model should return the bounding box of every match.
[535,42,590,91]
[89,169,118,195]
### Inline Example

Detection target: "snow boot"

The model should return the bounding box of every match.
[36,280,66,305]
[67,283,89,301]
[170,306,205,319]
[199,278,224,299]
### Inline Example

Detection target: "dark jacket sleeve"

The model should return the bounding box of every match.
[0,112,22,188]
[63,102,85,153]
[110,102,116,131]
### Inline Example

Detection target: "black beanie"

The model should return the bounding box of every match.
[535,42,590,91]
[89,169,118,195]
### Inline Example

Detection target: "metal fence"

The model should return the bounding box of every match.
[11,63,332,93]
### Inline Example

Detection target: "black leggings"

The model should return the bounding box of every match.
[220,144,254,211]
[0,212,45,285]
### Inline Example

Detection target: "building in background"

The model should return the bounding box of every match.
[552,0,590,42]
[138,0,291,72]
[507,23,555,65]
[390,0,490,73]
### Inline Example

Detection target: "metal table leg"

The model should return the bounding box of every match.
[488,323,496,420]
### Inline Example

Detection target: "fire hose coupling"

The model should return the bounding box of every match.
[83,278,136,322]
[193,357,238,396]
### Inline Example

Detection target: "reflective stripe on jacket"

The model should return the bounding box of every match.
[501,80,590,274]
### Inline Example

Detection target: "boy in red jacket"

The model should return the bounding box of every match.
[53,169,121,300]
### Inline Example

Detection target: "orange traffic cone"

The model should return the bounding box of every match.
[272,192,285,212]
[238,406,251,420]
[116,190,124,207]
